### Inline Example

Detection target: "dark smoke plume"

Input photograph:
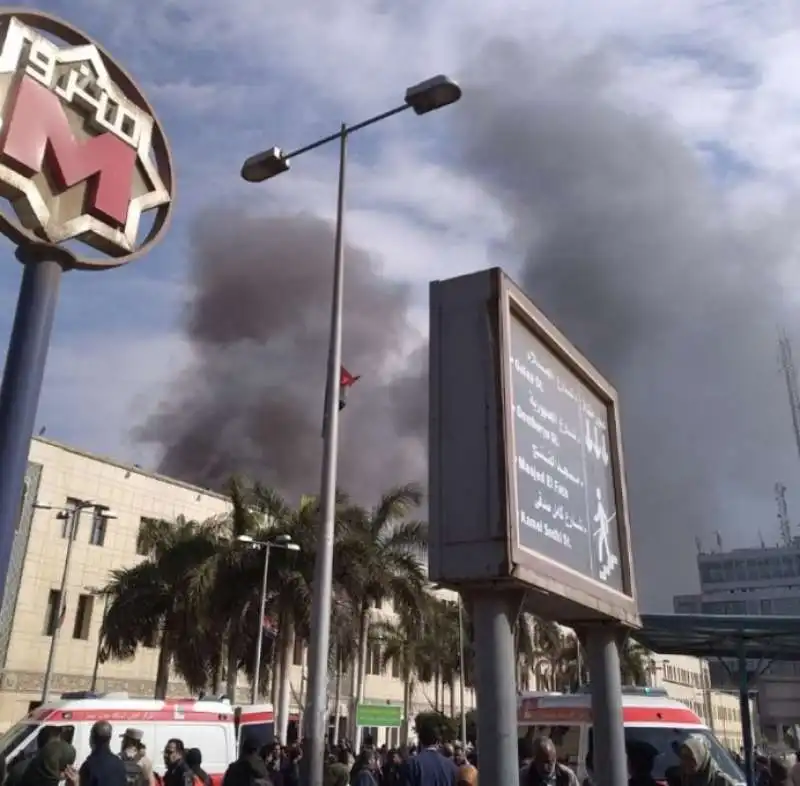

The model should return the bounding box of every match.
[137,212,426,502]
[456,42,799,609]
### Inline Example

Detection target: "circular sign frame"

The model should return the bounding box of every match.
[0,8,174,270]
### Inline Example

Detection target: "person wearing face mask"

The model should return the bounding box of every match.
[522,737,580,786]
[678,736,737,786]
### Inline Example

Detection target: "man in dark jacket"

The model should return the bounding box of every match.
[162,739,195,786]
[522,737,580,786]
[221,738,271,786]
[400,720,458,786]
[80,721,128,786]
[186,749,212,786]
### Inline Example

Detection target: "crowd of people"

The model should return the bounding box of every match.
[0,721,204,786]
[2,715,796,786]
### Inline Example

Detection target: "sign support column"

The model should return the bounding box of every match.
[470,590,524,786]
[0,243,72,598]
[583,625,628,786]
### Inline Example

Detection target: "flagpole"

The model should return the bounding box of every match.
[304,124,347,786]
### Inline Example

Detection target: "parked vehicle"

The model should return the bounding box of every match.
[0,691,275,784]
[518,687,745,784]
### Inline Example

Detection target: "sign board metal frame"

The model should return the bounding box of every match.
[429,267,639,626]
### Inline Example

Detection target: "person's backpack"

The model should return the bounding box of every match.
[123,757,147,786]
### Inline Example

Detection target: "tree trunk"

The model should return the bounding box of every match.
[277,615,295,743]
[154,629,171,699]
[401,675,413,746]
[352,605,370,739]
[333,650,343,746]
[211,644,224,695]
[434,672,440,713]
[449,679,455,718]
[225,635,239,700]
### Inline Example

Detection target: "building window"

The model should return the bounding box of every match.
[292,638,304,666]
[89,508,108,547]
[43,589,63,636]
[137,518,157,556]
[391,657,400,679]
[143,628,158,648]
[62,498,81,539]
[72,594,94,640]
[366,642,382,676]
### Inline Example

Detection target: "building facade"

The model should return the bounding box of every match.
[648,653,750,751]
[674,544,800,744]
[0,437,476,740]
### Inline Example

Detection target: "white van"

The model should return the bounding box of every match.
[519,688,745,785]
[0,692,275,785]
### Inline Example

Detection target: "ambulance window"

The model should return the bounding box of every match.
[1,724,74,763]
[240,723,275,750]
[519,725,580,768]
[587,727,744,783]
[550,726,581,768]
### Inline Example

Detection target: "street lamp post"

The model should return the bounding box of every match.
[38,500,116,702]
[236,534,300,706]
[457,594,467,744]
[87,586,109,693]
[241,74,461,786]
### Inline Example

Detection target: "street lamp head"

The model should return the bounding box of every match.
[236,535,255,545]
[240,147,291,183]
[273,534,292,545]
[404,75,462,115]
[285,543,301,552]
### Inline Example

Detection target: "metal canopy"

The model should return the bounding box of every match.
[637,613,800,661]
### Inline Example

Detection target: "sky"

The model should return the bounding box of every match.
[3,0,800,610]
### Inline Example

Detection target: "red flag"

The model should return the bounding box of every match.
[339,366,360,411]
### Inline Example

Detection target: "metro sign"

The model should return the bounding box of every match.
[0,14,173,265]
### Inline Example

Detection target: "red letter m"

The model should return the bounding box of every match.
[0,75,137,228]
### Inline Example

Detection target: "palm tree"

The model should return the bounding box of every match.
[335,483,428,734]
[101,516,218,697]
[184,477,280,699]
[620,639,650,685]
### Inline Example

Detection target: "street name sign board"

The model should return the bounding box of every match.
[429,267,639,625]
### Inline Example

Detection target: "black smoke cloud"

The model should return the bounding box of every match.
[455,42,799,609]
[142,41,799,610]
[137,212,426,503]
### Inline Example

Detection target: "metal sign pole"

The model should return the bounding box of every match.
[471,591,522,786]
[585,626,627,786]
[0,244,68,611]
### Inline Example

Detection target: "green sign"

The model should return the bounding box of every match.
[356,703,403,727]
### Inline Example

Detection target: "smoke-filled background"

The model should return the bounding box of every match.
[138,41,800,610]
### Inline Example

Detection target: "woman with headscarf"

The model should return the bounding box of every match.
[19,737,77,786]
[769,756,792,786]
[678,736,737,786]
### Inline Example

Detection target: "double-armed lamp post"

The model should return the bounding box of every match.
[36,499,116,702]
[236,533,300,705]
[240,74,462,786]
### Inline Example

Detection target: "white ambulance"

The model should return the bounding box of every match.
[0,692,275,785]
[518,687,745,784]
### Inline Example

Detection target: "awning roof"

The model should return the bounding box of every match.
[637,613,800,661]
